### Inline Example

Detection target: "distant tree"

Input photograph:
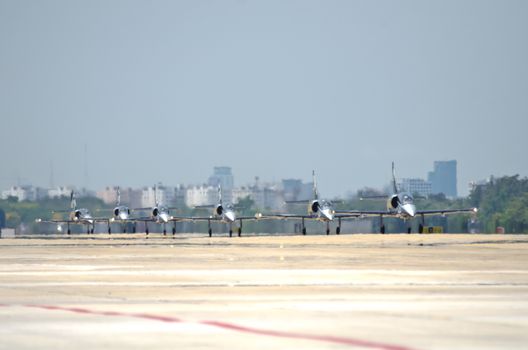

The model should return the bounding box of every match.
[427,193,447,202]
[357,187,385,198]
[235,196,256,216]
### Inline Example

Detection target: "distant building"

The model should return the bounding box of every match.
[281,179,313,202]
[1,186,36,201]
[398,178,432,197]
[185,185,218,207]
[141,184,176,208]
[232,178,283,210]
[208,166,234,203]
[428,160,458,198]
[96,187,143,207]
[48,186,73,198]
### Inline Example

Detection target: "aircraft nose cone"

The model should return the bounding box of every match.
[322,208,334,221]
[403,204,416,217]
[119,213,128,220]
[225,211,236,222]
[160,213,169,223]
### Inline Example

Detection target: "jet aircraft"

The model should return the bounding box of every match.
[172,185,259,237]
[133,184,176,235]
[106,187,135,233]
[336,162,478,233]
[256,171,356,235]
[36,191,105,234]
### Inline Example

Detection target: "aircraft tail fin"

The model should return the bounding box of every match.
[312,170,319,200]
[116,186,121,206]
[70,190,77,210]
[392,162,399,194]
[154,183,159,207]
[218,185,223,205]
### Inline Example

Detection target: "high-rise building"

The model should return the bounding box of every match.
[208,166,234,203]
[427,160,457,198]
[398,178,432,197]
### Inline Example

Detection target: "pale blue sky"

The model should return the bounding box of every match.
[1,0,527,197]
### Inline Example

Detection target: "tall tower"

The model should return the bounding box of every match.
[427,160,457,198]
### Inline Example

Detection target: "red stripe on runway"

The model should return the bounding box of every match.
[201,320,413,350]
[23,304,417,350]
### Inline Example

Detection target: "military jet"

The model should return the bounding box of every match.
[256,171,356,235]
[336,162,478,233]
[36,190,105,234]
[172,185,259,237]
[106,187,135,233]
[132,184,175,235]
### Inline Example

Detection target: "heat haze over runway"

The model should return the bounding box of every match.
[1,234,527,350]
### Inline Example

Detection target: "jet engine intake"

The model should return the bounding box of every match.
[389,195,399,209]
[215,205,223,216]
[311,200,320,213]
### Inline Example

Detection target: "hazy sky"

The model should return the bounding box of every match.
[1,0,527,197]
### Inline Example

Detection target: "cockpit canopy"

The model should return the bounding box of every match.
[401,193,414,204]
[320,200,333,208]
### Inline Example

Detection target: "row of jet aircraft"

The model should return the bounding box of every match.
[36,163,478,235]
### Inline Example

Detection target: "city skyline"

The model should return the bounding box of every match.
[1,1,527,198]
[2,161,482,201]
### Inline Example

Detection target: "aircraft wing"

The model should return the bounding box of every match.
[237,215,262,221]
[36,219,75,224]
[129,217,155,222]
[334,210,395,218]
[169,216,212,222]
[92,217,110,223]
[416,208,478,216]
[255,213,312,220]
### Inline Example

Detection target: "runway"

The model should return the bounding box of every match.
[1,234,527,350]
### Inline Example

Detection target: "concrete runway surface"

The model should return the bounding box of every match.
[1,233,527,350]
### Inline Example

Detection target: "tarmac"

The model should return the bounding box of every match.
[1,233,527,350]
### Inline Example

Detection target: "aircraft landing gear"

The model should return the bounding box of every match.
[238,220,242,237]
[67,223,71,235]
[407,226,411,234]
[145,223,149,235]
[302,217,306,235]
[380,215,385,234]
[108,226,111,234]
[336,217,341,235]
[208,219,212,237]
[172,224,176,236]
[326,221,330,235]
[419,214,425,234]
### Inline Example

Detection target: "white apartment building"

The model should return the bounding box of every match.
[398,178,432,197]
[1,186,36,201]
[185,185,218,207]
[141,185,176,208]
